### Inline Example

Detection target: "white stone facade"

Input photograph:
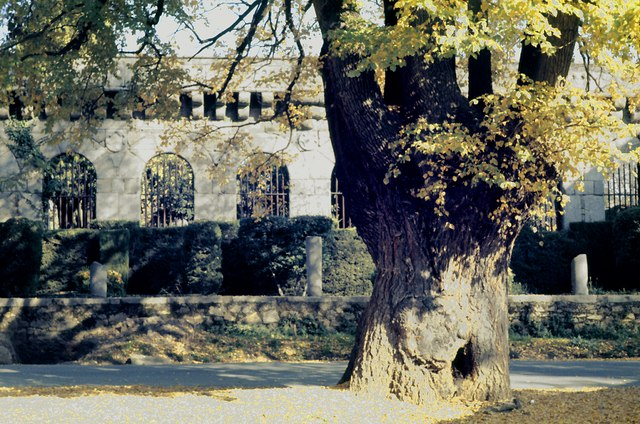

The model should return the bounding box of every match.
[0,116,335,224]
[0,59,636,228]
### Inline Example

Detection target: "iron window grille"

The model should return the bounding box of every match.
[237,164,290,219]
[141,153,195,227]
[605,162,640,216]
[43,153,97,229]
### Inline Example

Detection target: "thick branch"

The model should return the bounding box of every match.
[467,0,493,104]
[518,12,580,85]
[383,0,402,107]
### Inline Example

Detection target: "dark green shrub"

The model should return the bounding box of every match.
[98,229,130,286]
[183,222,223,294]
[127,223,223,295]
[612,207,640,291]
[323,229,374,295]
[568,222,615,291]
[0,218,43,297]
[221,216,334,295]
[511,226,578,294]
[39,228,97,294]
[90,220,139,231]
[127,226,187,294]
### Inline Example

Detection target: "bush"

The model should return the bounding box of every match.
[323,229,374,295]
[511,226,577,294]
[221,216,335,295]
[0,218,43,297]
[98,229,130,286]
[183,222,224,294]
[511,221,633,294]
[568,222,615,291]
[221,217,376,296]
[612,207,640,291]
[127,222,223,295]
[39,228,98,294]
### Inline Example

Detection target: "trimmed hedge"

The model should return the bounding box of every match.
[612,207,640,291]
[89,221,225,295]
[39,229,98,294]
[220,216,374,296]
[568,222,615,291]
[511,226,576,294]
[323,229,374,296]
[0,218,43,297]
[221,216,335,295]
[511,221,620,294]
[8,217,374,297]
[98,229,130,296]
[124,222,223,295]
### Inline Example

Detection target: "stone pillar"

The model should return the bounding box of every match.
[90,261,108,297]
[571,254,589,295]
[306,236,322,296]
[192,91,204,119]
[237,92,250,121]
[261,92,274,118]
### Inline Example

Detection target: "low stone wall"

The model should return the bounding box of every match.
[508,295,640,336]
[0,295,638,363]
[0,296,369,363]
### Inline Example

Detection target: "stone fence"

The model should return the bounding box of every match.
[0,295,638,364]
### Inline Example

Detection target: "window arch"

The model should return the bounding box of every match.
[141,153,194,227]
[237,162,289,219]
[43,153,97,229]
[331,168,352,228]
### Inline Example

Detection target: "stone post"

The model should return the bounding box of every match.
[306,236,323,296]
[90,261,108,297]
[571,254,589,295]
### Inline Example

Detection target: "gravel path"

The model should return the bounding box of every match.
[0,387,469,423]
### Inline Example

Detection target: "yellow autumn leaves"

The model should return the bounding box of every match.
[388,79,637,226]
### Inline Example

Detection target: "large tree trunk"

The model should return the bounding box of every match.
[319,50,513,403]
[348,230,511,404]
[312,0,578,406]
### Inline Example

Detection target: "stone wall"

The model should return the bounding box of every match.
[0,294,638,363]
[0,296,369,363]
[0,117,335,223]
[2,59,639,228]
[509,294,640,336]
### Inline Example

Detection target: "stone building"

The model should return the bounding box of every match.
[0,58,637,230]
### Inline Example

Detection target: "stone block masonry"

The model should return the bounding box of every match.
[509,295,640,336]
[0,295,637,363]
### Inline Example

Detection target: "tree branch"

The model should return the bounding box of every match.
[187,1,263,59]
[217,0,272,97]
[467,0,493,106]
[517,12,580,85]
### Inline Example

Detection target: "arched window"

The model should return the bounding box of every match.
[141,153,194,227]
[43,153,97,229]
[331,168,352,228]
[237,162,289,218]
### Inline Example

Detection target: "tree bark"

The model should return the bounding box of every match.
[349,233,511,404]
[319,46,513,403]
[312,0,579,405]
